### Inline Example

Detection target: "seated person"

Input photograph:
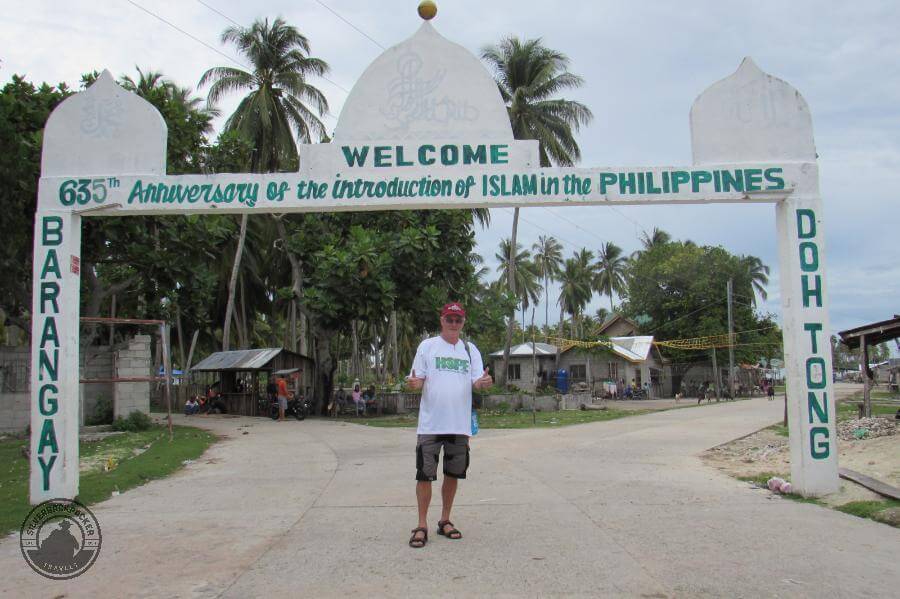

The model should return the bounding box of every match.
[363,385,377,413]
[352,384,364,416]
[184,396,200,416]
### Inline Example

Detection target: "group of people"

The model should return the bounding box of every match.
[333,383,377,416]
[184,386,227,415]
[607,378,650,400]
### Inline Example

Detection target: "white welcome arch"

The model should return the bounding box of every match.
[30,19,837,502]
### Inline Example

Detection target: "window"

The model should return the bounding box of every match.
[570,364,586,381]
[607,362,618,380]
[507,363,521,381]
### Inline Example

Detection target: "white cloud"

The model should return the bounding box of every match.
[4,0,898,338]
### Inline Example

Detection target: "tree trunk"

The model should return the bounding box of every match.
[175,304,186,368]
[239,274,249,348]
[500,207,520,385]
[390,311,399,380]
[223,213,249,351]
[290,300,297,352]
[556,302,564,369]
[351,320,360,380]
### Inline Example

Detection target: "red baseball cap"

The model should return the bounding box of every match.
[441,302,466,318]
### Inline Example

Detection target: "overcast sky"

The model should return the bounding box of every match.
[4,0,898,344]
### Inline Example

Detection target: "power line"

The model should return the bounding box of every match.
[194,0,240,26]
[313,0,386,50]
[126,0,350,104]
[125,0,250,70]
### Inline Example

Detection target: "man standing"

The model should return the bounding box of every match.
[276,375,289,421]
[406,302,492,549]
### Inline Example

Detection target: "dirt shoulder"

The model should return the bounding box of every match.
[702,426,899,507]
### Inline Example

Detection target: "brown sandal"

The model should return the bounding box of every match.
[409,527,428,548]
[437,520,462,539]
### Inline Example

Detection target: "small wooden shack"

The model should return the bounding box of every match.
[190,348,314,416]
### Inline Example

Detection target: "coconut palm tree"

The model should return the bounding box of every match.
[594,241,628,314]
[740,255,770,305]
[482,37,593,382]
[641,227,671,251]
[557,253,594,342]
[200,17,329,172]
[200,18,329,350]
[532,235,563,333]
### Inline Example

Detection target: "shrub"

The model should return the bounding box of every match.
[112,410,154,432]
[85,395,113,426]
[496,401,511,414]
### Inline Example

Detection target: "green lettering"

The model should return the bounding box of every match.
[39,318,59,349]
[744,168,763,191]
[806,357,826,389]
[764,167,785,190]
[489,144,508,164]
[40,282,59,314]
[808,391,828,424]
[691,170,712,192]
[802,275,822,308]
[37,418,59,455]
[341,145,369,167]
[40,250,61,279]
[799,242,818,272]
[418,145,435,165]
[38,454,57,492]
[42,216,63,246]
[810,427,830,459]
[374,146,391,167]
[39,385,58,416]
[796,209,816,239]
[670,171,690,193]
[598,173,617,194]
[463,145,486,164]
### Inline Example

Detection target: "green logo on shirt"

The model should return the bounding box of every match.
[435,356,469,373]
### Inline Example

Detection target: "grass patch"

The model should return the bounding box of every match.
[835,499,900,527]
[836,400,898,422]
[0,425,216,537]
[766,423,789,437]
[340,408,648,429]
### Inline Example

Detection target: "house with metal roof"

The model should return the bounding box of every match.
[191,348,314,416]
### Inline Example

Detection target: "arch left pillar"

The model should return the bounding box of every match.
[30,71,167,503]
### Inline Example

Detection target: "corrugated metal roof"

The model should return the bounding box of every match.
[489,342,557,357]
[608,336,654,362]
[191,348,285,372]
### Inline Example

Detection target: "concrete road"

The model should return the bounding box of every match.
[2,395,897,598]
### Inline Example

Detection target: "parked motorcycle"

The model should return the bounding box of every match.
[269,395,310,421]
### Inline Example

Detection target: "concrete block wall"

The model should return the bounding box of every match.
[81,349,114,424]
[1,335,153,432]
[113,334,152,419]
[0,346,32,434]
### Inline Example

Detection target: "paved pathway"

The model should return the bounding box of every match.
[2,394,897,598]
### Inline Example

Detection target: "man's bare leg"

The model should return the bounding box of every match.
[439,476,459,534]
[413,481,431,544]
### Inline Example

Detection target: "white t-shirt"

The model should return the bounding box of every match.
[411,335,484,436]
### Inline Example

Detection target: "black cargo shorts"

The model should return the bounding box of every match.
[415,434,470,481]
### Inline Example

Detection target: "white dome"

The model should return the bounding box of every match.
[333,22,513,142]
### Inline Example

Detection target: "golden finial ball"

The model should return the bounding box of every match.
[418,1,437,20]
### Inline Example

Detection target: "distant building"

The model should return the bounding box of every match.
[489,314,672,397]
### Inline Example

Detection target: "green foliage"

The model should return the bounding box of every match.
[86,395,114,426]
[112,411,154,432]
[0,426,216,536]
[200,17,329,172]
[835,499,900,527]
[0,76,73,328]
[621,241,781,379]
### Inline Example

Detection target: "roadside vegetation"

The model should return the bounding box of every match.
[0,425,216,536]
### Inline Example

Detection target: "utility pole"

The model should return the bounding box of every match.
[727,278,736,400]
[711,347,721,400]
